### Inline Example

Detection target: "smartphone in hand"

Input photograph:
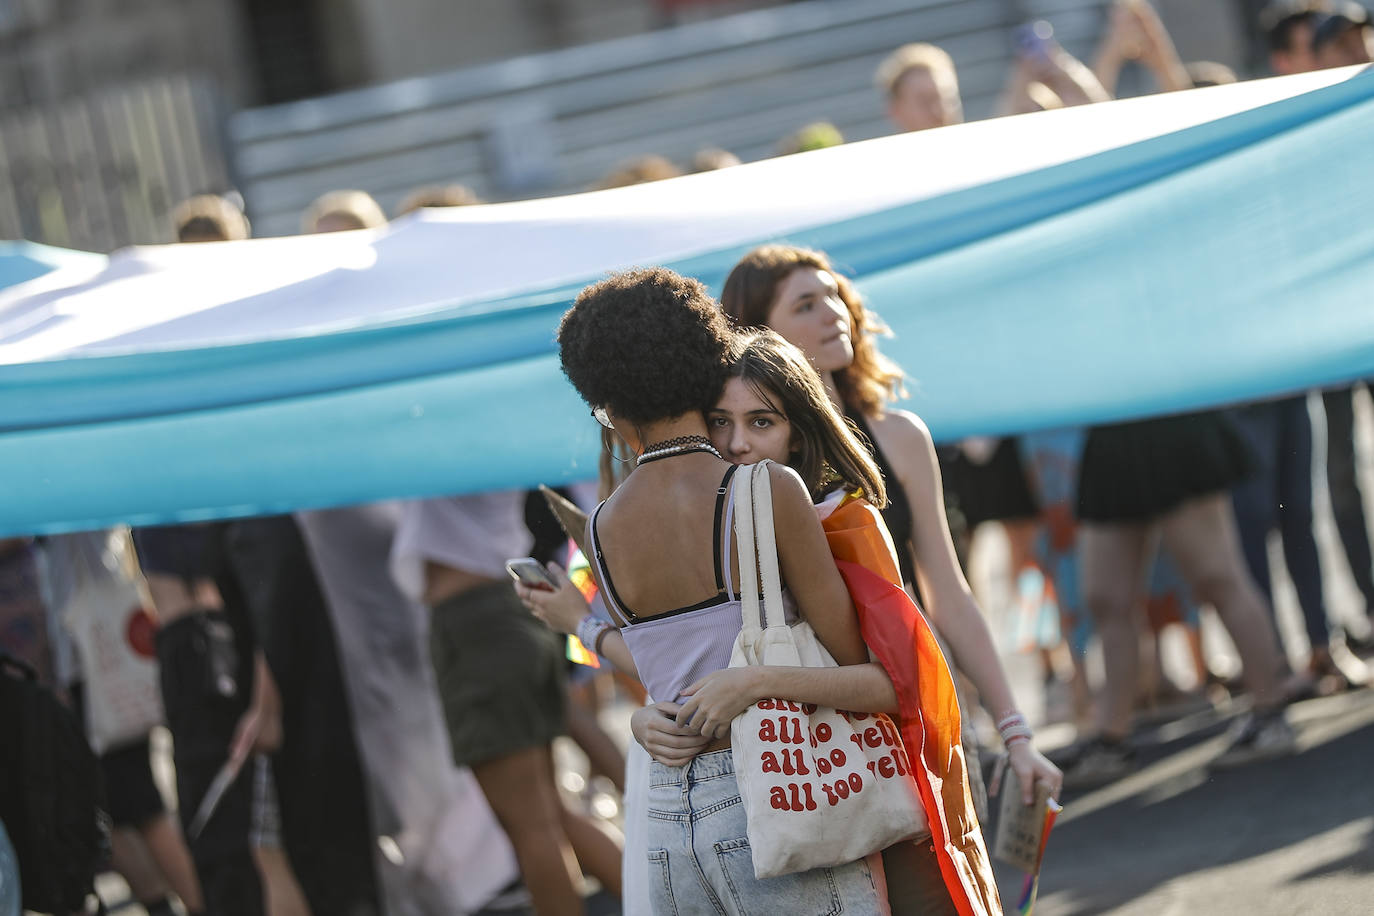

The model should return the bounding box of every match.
[1014,20,1054,61]
[506,557,558,591]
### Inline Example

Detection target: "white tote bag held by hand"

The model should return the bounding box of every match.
[728,461,925,879]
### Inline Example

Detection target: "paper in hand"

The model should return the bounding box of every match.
[993,780,1056,873]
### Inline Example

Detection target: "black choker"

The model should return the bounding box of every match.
[637,436,722,466]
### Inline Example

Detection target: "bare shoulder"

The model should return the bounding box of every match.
[761,460,812,501]
[759,461,817,520]
[869,408,935,456]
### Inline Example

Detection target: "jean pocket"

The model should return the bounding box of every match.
[714,837,854,916]
[647,849,679,916]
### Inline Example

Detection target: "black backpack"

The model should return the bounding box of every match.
[0,651,109,914]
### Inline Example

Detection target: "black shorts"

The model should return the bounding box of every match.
[68,683,166,828]
[101,740,165,828]
[1078,410,1255,522]
[941,438,1039,528]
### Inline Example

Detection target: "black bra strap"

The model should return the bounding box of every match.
[594,466,739,625]
[712,465,739,593]
[590,504,637,625]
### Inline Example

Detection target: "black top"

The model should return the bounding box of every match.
[131,524,226,581]
[848,411,917,587]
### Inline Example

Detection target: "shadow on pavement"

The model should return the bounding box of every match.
[1023,692,1374,915]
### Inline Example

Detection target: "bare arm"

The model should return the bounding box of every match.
[515,567,639,679]
[881,411,1021,716]
[878,410,1062,802]
[768,463,868,666]
[1094,0,1190,96]
[1036,44,1113,107]
[675,663,898,738]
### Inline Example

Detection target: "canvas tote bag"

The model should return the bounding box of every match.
[728,460,925,879]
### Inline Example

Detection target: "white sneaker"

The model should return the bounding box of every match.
[1211,712,1296,770]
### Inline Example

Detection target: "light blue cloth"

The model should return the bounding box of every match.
[2,72,1373,536]
[0,241,101,291]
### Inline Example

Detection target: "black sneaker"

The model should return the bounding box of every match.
[1061,737,1137,790]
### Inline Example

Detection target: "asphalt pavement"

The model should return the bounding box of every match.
[1009,689,1374,916]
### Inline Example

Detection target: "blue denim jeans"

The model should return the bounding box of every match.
[1230,397,1330,649]
[645,749,886,915]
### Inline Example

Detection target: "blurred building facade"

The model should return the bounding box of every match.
[0,0,1257,250]
[0,0,778,112]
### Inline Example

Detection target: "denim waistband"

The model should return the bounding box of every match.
[647,748,734,788]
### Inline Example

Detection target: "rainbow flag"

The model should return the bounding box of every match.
[564,547,600,668]
[1016,799,1062,916]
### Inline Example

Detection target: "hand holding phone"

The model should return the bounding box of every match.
[506,557,558,591]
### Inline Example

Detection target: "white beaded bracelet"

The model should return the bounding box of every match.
[576,614,613,656]
[996,711,1034,749]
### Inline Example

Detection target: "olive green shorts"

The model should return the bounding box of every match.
[428,581,567,768]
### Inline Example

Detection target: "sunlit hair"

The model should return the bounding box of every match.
[874,42,957,97]
[776,122,844,156]
[724,329,887,508]
[1185,61,1238,88]
[302,189,387,232]
[393,183,483,217]
[596,155,682,189]
[690,148,742,172]
[720,244,906,418]
[559,267,733,426]
[172,194,250,242]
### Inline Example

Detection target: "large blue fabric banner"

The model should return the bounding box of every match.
[1,67,1372,535]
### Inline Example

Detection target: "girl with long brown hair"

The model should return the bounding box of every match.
[719,244,1062,803]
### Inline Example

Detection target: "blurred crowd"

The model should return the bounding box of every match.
[1,1,1372,915]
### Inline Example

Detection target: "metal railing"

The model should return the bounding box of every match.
[230,0,1109,237]
[0,77,231,252]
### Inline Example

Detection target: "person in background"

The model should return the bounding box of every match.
[874,42,963,133]
[885,34,1102,664]
[134,198,303,916]
[595,155,681,189]
[1065,410,1297,786]
[1312,2,1374,66]
[776,121,844,155]
[293,504,524,915]
[1229,393,1344,694]
[1092,0,1192,96]
[301,189,387,233]
[38,531,205,916]
[171,194,251,243]
[1261,0,1328,75]
[217,517,383,916]
[996,20,1114,116]
[133,524,287,916]
[391,493,622,916]
[1259,0,1374,656]
[392,183,483,218]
